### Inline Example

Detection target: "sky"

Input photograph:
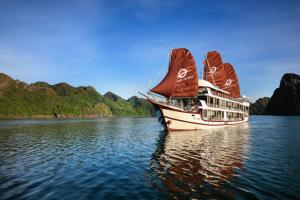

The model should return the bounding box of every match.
[0,0,300,101]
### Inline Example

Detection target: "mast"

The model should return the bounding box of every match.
[201,53,205,80]
[205,52,216,86]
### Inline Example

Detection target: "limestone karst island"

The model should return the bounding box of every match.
[0,73,154,119]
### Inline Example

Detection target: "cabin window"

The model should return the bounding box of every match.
[203,110,207,118]
[171,99,181,107]
[212,110,215,119]
[217,111,221,120]
[226,101,230,107]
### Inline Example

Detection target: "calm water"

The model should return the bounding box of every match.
[0,116,299,200]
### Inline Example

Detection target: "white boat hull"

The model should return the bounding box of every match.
[154,103,248,131]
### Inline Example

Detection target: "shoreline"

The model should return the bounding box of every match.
[0,115,154,120]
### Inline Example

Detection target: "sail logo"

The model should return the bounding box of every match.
[225,79,232,86]
[210,67,217,74]
[177,69,188,79]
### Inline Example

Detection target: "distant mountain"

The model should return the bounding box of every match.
[103,91,141,116]
[103,92,156,116]
[0,73,154,118]
[104,91,123,102]
[128,96,156,116]
[249,97,270,115]
[265,73,300,115]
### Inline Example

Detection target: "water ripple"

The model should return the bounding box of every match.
[0,117,299,199]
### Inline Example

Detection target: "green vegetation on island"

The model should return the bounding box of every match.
[0,73,154,118]
[249,97,270,115]
[4,71,298,118]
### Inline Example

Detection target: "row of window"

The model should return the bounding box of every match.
[202,110,244,121]
[210,89,229,98]
[205,96,248,112]
[200,87,247,104]
[167,94,249,114]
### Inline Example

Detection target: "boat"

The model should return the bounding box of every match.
[146,48,250,131]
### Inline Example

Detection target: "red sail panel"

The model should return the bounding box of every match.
[150,48,198,98]
[203,51,225,88]
[222,63,241,98]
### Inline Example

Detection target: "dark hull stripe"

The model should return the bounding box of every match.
[164,115,247,126]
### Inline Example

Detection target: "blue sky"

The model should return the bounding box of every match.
[0,0,300,101]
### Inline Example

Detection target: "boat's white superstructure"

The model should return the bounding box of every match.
[147,48,250,131]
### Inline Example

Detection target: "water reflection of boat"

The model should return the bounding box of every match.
[149,124,250,199]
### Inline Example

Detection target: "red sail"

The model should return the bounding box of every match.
[203,51,225,88]
[150,48,198,98]
[204,51,241,98]
[222,63,241,98]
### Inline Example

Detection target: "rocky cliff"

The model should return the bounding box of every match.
[250,97,270,115]
[265,73,300,115]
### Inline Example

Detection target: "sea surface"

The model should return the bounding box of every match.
[0,116,299,200]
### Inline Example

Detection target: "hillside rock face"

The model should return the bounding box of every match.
[0,73,14,90]
[0,72,154,118]
[103,92,155,116]
[250,97,270,115]
[104,91,123,102]
[266,73,300,115]
[128,96,156,116]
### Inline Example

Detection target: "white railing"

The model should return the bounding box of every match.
[147,92,166,104]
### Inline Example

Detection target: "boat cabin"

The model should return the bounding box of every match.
[166,80,249,121]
